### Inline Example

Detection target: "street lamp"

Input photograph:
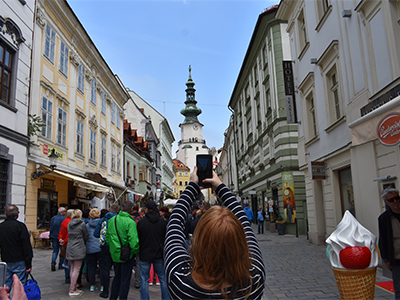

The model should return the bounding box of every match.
[31,148,59,181]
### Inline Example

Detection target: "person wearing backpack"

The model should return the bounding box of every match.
[94,203,119,298]
[106,201,139,300]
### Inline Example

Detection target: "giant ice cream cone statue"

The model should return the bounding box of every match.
[326,211,379,300]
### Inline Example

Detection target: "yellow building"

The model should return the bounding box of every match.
[173,159,190,198]
[27,1,128,232]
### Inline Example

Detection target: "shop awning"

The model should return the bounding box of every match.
[52,170,112,194]
[127,189,144,197]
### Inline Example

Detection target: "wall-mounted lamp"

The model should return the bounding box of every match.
[342,10,352,18]
[310,58,318,64]
[373,175,397,182]
[31,148,58,181]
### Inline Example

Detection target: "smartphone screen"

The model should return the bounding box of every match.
[0,262,6,287]
[196,154,212,188]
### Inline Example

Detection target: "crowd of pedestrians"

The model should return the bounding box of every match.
[0,167,266,299]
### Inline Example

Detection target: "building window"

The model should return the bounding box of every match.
[111,144,116,171]
[44,24,55,63]
[90,79,96,105]
[329,69,341,120]
[179,172,182,176]
[247,117,252,135]
[184,172,188,176]
[76,120,83,154]
[101,137,106,166]
[117,148,121,173]
[298,10,308,51]
[101,92,106,115]
[0,158,8,215]
[179,181,182,186]
[134,165,137,179]
[316,0,330,22]
[41,96,53,139]
[59,41,68,76]
[185,181,188,186]
[266,89,271,110]
[306,94,317,138]
[77,65,85,92]
[263,45,268,69]
[116,108,120,129]
[254,64,258,86]
[0,41,13,105]
[57,107,67,146]
[90,130,96,160]
[111,103,115,124]
[127,161,131,178]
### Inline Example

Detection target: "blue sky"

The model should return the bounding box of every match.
[68,0,278,154]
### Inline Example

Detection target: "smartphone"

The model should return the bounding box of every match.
[0,262,6,287]
[196,154,213,188]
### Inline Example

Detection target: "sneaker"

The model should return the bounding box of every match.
[76,283,83,288]
[100,286,104,292]
[156,282,160,286]
[90,286,97,292]
[51,263,56,272]
[148,282,153,286]
[99,292,108,298]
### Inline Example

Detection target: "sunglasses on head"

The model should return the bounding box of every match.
[387,195,400,203]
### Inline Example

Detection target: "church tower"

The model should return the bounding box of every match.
[176,66,209,171]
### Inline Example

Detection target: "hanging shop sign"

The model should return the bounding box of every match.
[282,171,296,223]
[311,161,326,180]
[282,61,297,124]
[377,112,400,146]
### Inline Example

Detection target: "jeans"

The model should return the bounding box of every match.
[110,256,135,300]
[87,252,100,286]
[51,238,64,267]
[139,259,169,300]
[6,261,27,291]
[69,259,83,293]
[258,219,264,233]
[392,264,400,299]
[99,246,112,293]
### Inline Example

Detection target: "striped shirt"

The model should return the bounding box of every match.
[164,182,265,299]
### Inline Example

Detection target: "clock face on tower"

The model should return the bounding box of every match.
[193,124,199,130]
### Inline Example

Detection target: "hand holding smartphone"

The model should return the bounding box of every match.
[196,154,213,188]
[0,262,6,288]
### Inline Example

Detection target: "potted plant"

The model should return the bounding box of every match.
[264,216,270,230]
[269,218,276,233]
[276,215,286,235]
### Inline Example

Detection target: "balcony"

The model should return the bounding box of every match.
[178,138,206,146]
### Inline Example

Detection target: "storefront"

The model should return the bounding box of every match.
[349,93,400,239]
[27,162,112,233]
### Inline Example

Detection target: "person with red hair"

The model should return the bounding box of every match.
[164,167,265,299]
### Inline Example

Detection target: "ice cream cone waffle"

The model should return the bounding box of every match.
[332,267,377,300]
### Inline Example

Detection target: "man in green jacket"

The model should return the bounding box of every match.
[106,201,139,299]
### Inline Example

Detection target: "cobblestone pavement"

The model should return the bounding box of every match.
[30,224,394,299]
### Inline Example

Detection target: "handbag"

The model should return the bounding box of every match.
[24,272,41,300]
[59,245,66,258]
[114,216,130,261]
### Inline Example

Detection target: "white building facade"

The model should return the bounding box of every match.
[127,89,175,199]
[276,0,400,245]
[0,0,34,221]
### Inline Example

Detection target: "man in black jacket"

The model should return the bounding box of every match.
[0,205,33,290]
[137,201,169,300]
[379,187,400,299]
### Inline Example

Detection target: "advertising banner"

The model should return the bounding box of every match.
[282,171,296,223]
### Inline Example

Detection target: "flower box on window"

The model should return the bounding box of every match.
[258,163,264,169]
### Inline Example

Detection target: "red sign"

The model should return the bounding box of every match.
[43,144,48,155]
[377,113,400,146]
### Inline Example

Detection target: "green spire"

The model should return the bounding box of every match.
[180,65,202,124]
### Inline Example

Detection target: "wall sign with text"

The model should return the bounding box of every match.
[377,112,400,146]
